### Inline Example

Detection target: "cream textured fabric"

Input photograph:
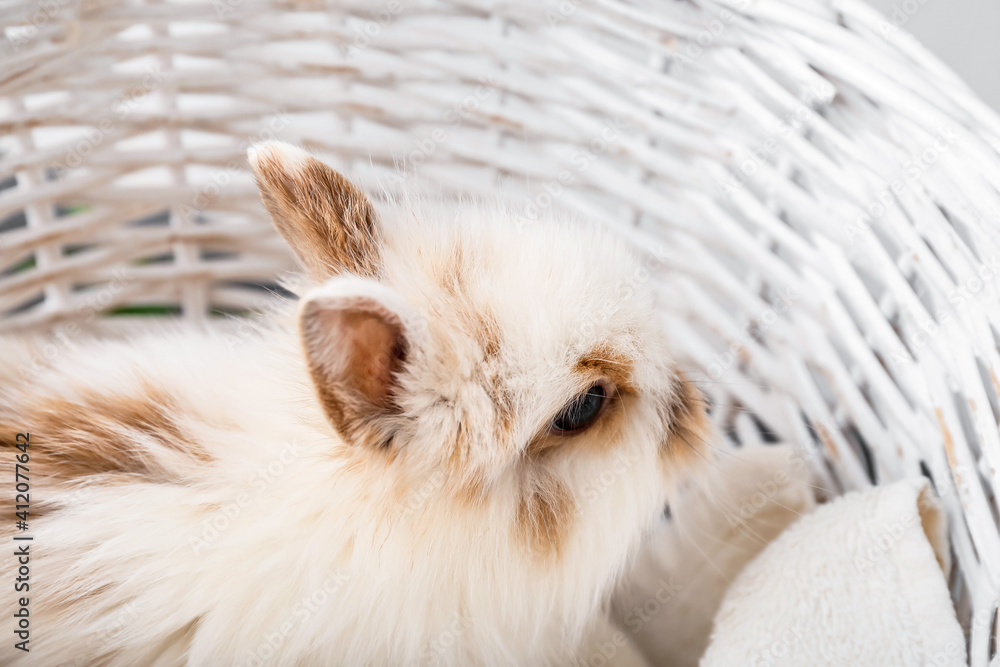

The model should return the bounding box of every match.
[702,478,965,667]
[612,444,817,667]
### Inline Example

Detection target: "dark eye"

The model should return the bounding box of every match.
[551,383,609,434]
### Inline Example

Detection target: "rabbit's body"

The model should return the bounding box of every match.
[0,143,708,666]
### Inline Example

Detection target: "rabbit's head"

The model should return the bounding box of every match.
[249,141,708,616]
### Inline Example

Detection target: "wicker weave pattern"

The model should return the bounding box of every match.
[3,0,999,661]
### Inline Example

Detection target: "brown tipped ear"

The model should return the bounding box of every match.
[299,278,415,447]
[248,141,381,280]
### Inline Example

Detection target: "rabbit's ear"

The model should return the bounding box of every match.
[248,141,381,280]
[299,278,416,447]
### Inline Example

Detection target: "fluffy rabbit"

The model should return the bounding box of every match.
[0,142,711,666]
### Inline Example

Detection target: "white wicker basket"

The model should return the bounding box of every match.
[3,0,999,663]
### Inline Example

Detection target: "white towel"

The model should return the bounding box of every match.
[701,478,966,667]
[611,444,818,667]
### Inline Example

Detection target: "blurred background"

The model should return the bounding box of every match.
[863,0,1000,110]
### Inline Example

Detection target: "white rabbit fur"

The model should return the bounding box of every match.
[0,142,711,666]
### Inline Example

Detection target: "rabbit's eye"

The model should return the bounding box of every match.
[551,383,610,434]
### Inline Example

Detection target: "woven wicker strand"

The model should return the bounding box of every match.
[2,0,999,662]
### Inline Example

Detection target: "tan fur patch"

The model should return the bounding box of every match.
[460,308,517,457]
[456,468,489,508]
[431,252,516,449]
[0,384,209,516]
[250,144,381,280]
[475,311,502,361]
[434,243,467,296]
[445,421,469,472]
[481,375,515,447]
[438,418,489,506]
[575,345,636,395]
[515,468,575,560]
[660,372,710,465]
